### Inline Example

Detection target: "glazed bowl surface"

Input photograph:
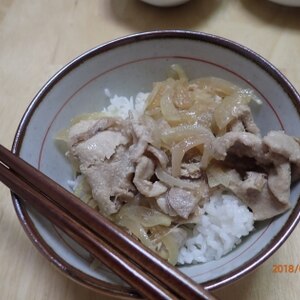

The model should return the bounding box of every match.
[12,30,300,299]
[269,0,300,6]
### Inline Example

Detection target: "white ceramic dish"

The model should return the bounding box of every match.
[12,30,300,299]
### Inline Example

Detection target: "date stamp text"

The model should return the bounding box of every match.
[272,264,300,273]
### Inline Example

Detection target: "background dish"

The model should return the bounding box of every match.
[12,30,300,299]
[269,0,300,6]
[140,0,190,7]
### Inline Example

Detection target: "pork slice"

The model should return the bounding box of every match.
[263,131,300,181]
[129,138,148,163]
[233,105,261,136]
[242,171,267,192]
[263,131,300,163]
[129,120,152,162]
[68,119,98,146]
[73,131,129,168]
[227,171,290,220]
[68,117,124,147]
[133,156,167,197]
[268,162,291,205]
[209,130,298,220]
[156,195,177,217]
[166,187,199,219]
[211,132,264,161]
[131,116,155,143]
[82,148,136,216]
[228,119,245,133]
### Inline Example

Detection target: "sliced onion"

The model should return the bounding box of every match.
[191,77,240,97]
[160,227,187,265]
[114,204,173,251]
[160,79,182,123]
[146,82,163,110]
[200,144,213,169]
[206,163,241,189]
[161,124,214,145]
[116,204,172,228]
[214,92,252,130]
[170,64,188,81]
[171,136,208,177]
[155,166,199,190]
[70,112,107,125]
[55,128,69,143]
[173,80,192,110]
[161,234,180,265]
[145,106,162,120]
[116,215,155,249]
[189,89,219,112]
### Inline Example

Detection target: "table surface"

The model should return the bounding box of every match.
[1,0,300,299]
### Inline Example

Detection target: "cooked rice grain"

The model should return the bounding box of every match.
[178,192,254,264]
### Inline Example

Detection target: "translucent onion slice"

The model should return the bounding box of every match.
[116,204,172,228]
[206,163,241,189]
[73,175,92,201]
[206,164,231,188]
[70,112,107,125]
[171,136,208,177]
[189,88,220,111]
[146,82,163,110]
[55,128,69,143]
[116,215,155,249]
[173,80,193,110]
[191,77,240,97]
[155,227,188,265]
[161,124,214,145]
[160,80,182,123]
[145,106,162,120]
[170,64,188,81]
[214,92,252,130]
[155,166,199,190]
[114,204,173,252]
[200,144,213,169]
[161,233,180,265]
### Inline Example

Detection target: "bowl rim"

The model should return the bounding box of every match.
[11,29,300,297]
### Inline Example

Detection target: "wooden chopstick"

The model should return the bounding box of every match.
[0,162,175,299]
[0,144,216,300]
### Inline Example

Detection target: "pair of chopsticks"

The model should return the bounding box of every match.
[0,144,217,300]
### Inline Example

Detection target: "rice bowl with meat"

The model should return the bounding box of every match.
[10,31,300,298]
[57,65,300,266]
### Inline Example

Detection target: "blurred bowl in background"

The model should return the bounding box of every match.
[140,0,190,7]
[268,0,300,6]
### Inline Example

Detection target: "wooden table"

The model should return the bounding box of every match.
[1,0,300,299]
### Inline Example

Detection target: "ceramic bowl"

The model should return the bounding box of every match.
[268,0,300,6]
[140,0,190,7]
[12,30,300,299]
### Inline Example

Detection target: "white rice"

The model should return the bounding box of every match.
[102,89,149,119]
[177,192,254,264]
[82,91,255,264]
